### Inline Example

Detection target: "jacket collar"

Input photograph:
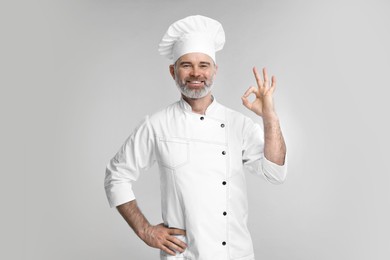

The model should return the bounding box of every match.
[179,95,218,115]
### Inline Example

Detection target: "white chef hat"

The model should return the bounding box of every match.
[158,15,225,63]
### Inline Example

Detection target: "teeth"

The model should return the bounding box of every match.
[189,81,201,83]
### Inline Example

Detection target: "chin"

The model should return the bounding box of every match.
[183,90,210,99]
[177,82,213,99]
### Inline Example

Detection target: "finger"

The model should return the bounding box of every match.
[167,236,188,249]
[168,228,186,236]
[161,244,176,256]
[164,240,186,253]
[242,86,257,98]
[253,66,263,87]
[166,238,187,253]
[270,75,276,93]
[263,67,269,87]
[241,96,252,110]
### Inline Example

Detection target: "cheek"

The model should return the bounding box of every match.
[177,70,188,79]
[206,69,216,77]
[206,71,216,80]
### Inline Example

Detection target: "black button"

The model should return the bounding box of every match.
[200,116,204,120]
[222,151,226,155]
[222,181,227,185]
[223,211,227,216]
[221,123,225,128]
[222,241,226,246]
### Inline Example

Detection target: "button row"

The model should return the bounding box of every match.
[222,174,227,246]
[198,117,226,128]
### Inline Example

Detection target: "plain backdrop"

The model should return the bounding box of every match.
[2,0,390,259]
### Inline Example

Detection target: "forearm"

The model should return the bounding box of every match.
[262,114,286,166]
[117,200,151,240]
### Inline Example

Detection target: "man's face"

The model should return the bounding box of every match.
[170,52,218,99]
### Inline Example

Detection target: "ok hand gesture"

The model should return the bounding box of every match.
[241,67,277,119]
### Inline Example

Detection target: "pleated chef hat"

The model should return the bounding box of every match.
[158,15,225,63]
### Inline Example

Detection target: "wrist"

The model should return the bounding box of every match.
[137,223,151,240]
[261,112,279,123]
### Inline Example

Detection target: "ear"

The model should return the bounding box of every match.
[214,64,218,75]
[169,65,175,80]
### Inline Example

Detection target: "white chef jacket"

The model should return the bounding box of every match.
[105,97,287,260]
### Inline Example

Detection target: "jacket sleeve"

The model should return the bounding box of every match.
[104,116,156,207]
[242,117,288,184]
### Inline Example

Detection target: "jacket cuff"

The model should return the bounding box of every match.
[261,154,288,184]
[105,182,136,208]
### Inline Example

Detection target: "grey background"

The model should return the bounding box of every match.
[2,0,389,259]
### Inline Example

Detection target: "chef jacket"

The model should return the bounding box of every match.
[105,97,287,260]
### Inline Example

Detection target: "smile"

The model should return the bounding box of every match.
[187,81,204,84]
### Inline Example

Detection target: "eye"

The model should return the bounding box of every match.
[199,62,210,69]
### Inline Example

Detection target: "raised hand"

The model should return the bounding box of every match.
[241,67,277,119]
[142,223,187,256]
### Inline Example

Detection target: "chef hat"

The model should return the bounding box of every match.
[158,15,225,63]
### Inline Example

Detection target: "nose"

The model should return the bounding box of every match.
[190,66,200,77]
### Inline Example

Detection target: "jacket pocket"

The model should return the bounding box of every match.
[157,137,189,170]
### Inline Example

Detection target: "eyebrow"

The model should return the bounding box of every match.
[179,61,211,65]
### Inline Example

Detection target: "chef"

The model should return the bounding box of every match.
[105,15,287,260]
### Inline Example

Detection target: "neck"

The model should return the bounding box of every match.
[182,93,213,115]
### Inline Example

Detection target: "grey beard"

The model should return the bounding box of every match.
[176,82,213,99]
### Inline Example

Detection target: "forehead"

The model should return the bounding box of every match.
[177,52,214,64]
